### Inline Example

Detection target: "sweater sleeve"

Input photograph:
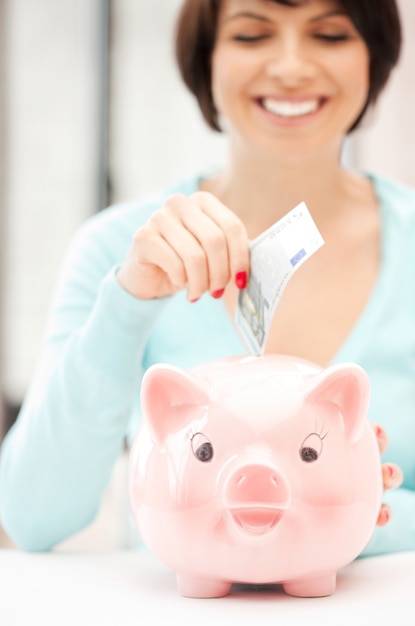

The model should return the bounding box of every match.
[0,214,168,551]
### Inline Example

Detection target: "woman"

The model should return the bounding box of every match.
[0,0,410,553]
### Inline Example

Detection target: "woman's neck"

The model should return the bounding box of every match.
[203,145,366,239]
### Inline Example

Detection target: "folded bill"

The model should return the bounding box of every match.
[235,201,324,355]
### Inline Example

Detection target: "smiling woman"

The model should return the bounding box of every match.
[0,0,414,559]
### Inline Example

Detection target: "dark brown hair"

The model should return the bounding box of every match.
[175,0,402,132]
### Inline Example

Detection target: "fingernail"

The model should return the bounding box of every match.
[388,465,396,479]
[189,297,199,303]
[380,508,390,526]
[375,425,384,438]
[235,271,247,290]
[211,289,225,299]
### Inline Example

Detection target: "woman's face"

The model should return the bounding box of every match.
[211,0,370,159]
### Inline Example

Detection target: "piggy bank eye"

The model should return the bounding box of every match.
[191,432,214,463]
[299,432,324,463]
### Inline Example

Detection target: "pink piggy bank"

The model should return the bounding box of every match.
[129,355,382,598]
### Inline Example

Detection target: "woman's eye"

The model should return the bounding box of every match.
[233,34,269,43]
[314,33,350,43]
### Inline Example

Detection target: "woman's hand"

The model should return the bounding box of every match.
[117,191,250,302]
[375,424,403,527]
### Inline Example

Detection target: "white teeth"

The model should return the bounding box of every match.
[262,98,320,117]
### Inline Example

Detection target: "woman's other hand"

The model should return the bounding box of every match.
[117,191,250,302]
[375,424,403,527]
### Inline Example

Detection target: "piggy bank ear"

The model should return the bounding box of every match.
[306,363,370,443]
[140,364,210,443]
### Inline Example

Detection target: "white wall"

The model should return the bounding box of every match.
[1,0,227,405]
[108,0,227,203]
[1,0,414,405]
[2,0,103,402]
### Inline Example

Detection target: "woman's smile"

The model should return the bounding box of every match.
[260,97,321,117]
[255,95,328,125]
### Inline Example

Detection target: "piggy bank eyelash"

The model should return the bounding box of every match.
[299,429,327,463]
[191,432,214,463]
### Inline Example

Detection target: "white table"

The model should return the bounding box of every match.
[1,550,414,625]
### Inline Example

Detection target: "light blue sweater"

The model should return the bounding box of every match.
[1,173,414,554]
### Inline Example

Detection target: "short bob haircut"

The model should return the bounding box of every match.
[175,0,402,133]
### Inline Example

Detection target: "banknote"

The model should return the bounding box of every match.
[235,201,324,355]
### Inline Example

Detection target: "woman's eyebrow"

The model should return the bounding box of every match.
[223,11,272,24]
[309,10,347,23]
[222,7,348,26]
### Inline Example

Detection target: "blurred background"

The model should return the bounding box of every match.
[0,0,414,547]
[0,0,228,437]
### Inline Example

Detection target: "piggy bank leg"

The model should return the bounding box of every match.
[283,572,336,598]
[177,574,232,598]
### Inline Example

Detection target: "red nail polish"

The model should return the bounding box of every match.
[375,425,384,438]
[388,465,396,479]
[235,271,247,290]
[211,289,225,299]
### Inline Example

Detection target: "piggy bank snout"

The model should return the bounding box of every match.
[224,464,290,508]
[223,463,290,538]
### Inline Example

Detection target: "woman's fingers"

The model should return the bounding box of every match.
[164,192,250,299]
[382,462,403,491]
[376,503,392,527]
[373,424,403,490]
[192,191,250,287]
[147,206,211,296]
[373,423,389,455]
[161,193,234,300]
[117,220,191,299]
[372,423,404,528]
[117,190,250,301]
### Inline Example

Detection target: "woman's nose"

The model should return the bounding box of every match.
[265,37,316,86]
